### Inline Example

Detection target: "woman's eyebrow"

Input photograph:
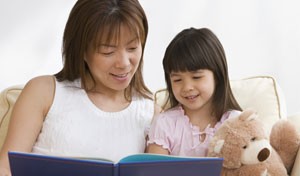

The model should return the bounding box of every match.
[97,37,138,47]
[126,37,139,45]
[98,44,116,48]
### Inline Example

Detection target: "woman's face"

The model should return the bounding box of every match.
[85,25,142,93]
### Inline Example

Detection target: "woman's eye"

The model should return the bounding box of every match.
[128,47,137,52]
[193,76,201,79]
[101,52,114,56]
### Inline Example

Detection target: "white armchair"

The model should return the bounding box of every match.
[0,76,299,175]
[154,76,300,176]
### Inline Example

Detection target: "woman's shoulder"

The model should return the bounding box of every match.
[15,75,56,118]
[23,75,55,95]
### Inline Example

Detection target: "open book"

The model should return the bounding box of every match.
[8,151,223,176]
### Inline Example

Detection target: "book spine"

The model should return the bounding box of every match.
[113,163,119,176]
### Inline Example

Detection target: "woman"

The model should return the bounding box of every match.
[0,0,160,175]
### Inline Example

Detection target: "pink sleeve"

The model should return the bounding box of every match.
[147,113,173,151]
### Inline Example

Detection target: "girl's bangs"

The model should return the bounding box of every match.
[165,41,211,73]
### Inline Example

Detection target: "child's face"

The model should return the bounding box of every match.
[170,69,215,112]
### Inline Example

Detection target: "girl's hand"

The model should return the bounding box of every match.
[0,167,11,176]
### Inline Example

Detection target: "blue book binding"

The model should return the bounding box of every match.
[8,151,223,176]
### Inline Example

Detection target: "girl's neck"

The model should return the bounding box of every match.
[183,105,217,131]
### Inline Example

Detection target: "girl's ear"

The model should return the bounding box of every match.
[213,73,218,86]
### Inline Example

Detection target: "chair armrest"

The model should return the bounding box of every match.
[288,114,300,176]
[0,85,23,150]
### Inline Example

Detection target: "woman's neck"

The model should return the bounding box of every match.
[87,90,130,112]
[84,74,131,112]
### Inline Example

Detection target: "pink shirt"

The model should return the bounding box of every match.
[147,105,240,157]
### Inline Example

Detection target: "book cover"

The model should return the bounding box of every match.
[8,151,223,176]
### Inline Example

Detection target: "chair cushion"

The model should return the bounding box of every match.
[0,85,23,149]
[155,76,287,134]
[0,76,287,148]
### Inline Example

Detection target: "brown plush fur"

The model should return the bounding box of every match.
[208,109,300,176]
[270,119,300,173]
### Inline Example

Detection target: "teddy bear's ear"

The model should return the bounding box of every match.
[213,139,224,154]
[240,108,258,121]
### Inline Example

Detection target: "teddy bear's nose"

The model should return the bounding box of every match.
[257,148,270,162]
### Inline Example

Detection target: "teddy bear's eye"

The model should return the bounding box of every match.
[243,145,247,149]
[251,137,256,141]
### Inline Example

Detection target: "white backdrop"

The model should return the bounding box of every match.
[0,0,299,115]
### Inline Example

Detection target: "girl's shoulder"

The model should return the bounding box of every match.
[223,110,242,119]
[216,110,242,127]
[153,105,185,124]
[160,105,184,117]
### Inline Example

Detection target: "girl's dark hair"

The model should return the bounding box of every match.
[163,27,242,120]
[55,0,152,100]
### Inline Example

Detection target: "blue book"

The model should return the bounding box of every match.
[8,151,223,176]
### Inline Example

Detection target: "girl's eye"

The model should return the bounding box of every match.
[172,79,181,82]
[193,76,201,79]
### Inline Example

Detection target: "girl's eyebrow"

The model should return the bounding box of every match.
[170,72,181,77]
[191,70,204,73]
[170,70,204,76]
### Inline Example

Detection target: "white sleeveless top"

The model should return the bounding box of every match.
[32,79,154,162]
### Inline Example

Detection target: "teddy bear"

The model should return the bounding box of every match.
[207,109,300,176]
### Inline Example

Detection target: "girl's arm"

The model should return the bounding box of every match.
[147,143,169,155]
[0,76,55,175]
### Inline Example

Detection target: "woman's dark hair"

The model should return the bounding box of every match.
[163,27,242,120]
[55,0,152,100]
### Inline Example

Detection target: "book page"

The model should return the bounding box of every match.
[119,153,214,163]
[72,156,114,163]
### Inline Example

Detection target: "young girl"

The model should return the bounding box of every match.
[0,0,160,175]
[147,27,242,157]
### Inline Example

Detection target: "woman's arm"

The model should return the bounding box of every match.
[0,76,55,175]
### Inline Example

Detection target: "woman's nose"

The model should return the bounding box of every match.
[115,51,130,69]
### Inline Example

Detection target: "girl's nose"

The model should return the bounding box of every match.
[182,81,194,92]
